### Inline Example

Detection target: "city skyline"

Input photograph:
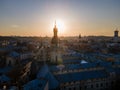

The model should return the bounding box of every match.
[0,0,120,36]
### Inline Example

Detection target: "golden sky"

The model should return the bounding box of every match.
[0,0,120,36]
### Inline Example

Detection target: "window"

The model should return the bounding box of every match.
[73,87,76,90]
[91,85,93,88]
[101,83,103,87]
[96,84,99,88]
[79,86,81,90]
[111,81,114,85]
[106,82,108,86]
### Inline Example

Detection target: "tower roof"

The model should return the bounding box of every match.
[115,28,119,32]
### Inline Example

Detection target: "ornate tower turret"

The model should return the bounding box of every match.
[114,29,119,38]
[54,21,58,37]
[113,28,119,42]
[51,21,59,47]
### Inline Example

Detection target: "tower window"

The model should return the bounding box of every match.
[101,83,103,87]
[56,56,57,62]
[91,85,93,88]
[96,84,99,88]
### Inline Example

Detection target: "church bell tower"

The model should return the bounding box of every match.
[50,21,61,63]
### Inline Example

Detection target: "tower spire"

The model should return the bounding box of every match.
[55,20,56,27]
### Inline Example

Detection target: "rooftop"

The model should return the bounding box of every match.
[55,70,108,83]
[23,79,47,90]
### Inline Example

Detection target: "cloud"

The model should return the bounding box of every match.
[11,24,19,28]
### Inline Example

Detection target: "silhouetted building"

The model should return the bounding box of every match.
[113,29,119,42]
[114,29,119,38]
[51,21,59,47]
[79,34,81,39]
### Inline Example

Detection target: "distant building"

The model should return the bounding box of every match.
[79,34,81,43]
[6,51,20,66]
[114,29,119,38]
[51,21,59,47]
[113,29,119,42]
[79,34,81,39]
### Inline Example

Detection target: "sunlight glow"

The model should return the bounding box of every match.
[53,19,65,35]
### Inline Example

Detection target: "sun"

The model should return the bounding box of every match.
[56,20,64,30]
[54,19,65,34]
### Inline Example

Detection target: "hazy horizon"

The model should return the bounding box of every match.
[0,0,120,36]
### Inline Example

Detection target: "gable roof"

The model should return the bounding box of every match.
[0,74,11,83]
[37,64,59,89]
[9,51,20,58]
[55,70,108,83]
[23,79,47,90]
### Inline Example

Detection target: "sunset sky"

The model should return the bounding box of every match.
[0,0,120,36]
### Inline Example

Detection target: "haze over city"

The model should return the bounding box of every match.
[0,0,120,36]
[0,0,120,90]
